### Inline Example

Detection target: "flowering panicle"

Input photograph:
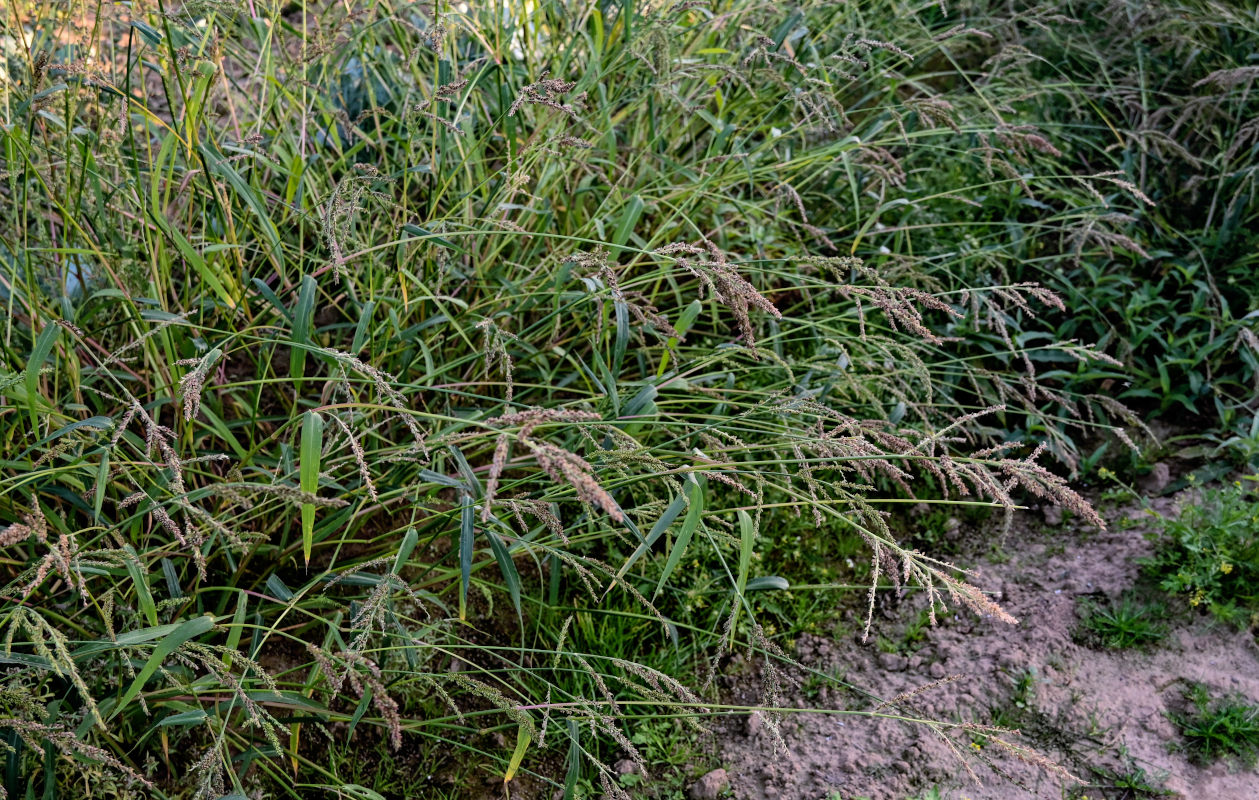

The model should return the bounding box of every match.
[508,71,579,120]
[658,240,781,350]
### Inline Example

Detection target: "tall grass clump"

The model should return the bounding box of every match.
[1,0,1138,797]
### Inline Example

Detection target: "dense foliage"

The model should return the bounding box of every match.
[0,0,1254,798]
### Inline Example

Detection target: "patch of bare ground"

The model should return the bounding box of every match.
[713,492,1259,799]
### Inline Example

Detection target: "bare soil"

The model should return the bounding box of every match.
[713,493,1259,799]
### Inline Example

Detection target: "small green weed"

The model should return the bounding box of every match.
[1077,596,1167,649]
[617,718,705,799]
[1072,763,1172,799]
[802,666,848,702]
[1171,684,1259,766]
[975,668,1040,745]
[876,635,900,655]
[900,604,950,653]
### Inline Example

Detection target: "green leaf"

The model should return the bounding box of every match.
[0,652,51,669]
[266,574,295,603]
[93,452,109,523]
[655,478,703,598]
[202,145,285,270]
[728,509,756,648]
[251,278,291,323]
[401,224,465,253]
[563,720,581,798]
[110,615,215,720]
[746,576,790,591]
[611,490,688,586]
[123,546,158,627]
[612,299,629,377]
[351,300,375,353]
[26,415,113,455]
[159,710,207,728]
[448,444,482,496]
[392,527,418,575]
[419,468,468,489]
[623,383,657,417]
[73,620,202,659]
[300,411,324,566]
[129,21,163,46]
[291,274,317,387]
[224,590,248,667]
[486,528,521,617]
[611,194,644,256]
[334,786,387,800]
[348,690,372,738]
[459,496,475,621]
[147,206,237,309]
[25,322,60,429]
[676,299,702,337]
[504,725,531,783]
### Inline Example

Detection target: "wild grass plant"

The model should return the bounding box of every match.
[0,0,1212,797]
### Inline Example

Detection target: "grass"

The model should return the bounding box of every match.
[0,0,1255,797]
[1075,763,1172,800]
[1172,684,1259,766]
[1077,595,1168,650]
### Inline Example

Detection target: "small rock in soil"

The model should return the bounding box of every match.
[1138,462,1171,494]
[614,758,641,776]
[1042,504,1063,526]
[688,768,729,800]
[745,711,763,737]
[878,652,907,671]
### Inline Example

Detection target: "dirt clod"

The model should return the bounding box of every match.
[688,767,730,799]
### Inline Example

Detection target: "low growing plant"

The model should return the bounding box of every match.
[1077,595,1167,650]
[1144,480,1259,623]
[1171,684,1259,766]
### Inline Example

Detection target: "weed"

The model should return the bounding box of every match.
[1077,596,1168,649]
[900,604,950,653]
[1144,480,1259,622]
[1076,762,1173,799]
[1171,684,1259,766]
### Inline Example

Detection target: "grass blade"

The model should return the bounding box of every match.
[300,410,324,567]
[25,322,59,429]
[486,528,522,617]
[392,527,419,575]
[291,274,316,389]
[110,615,215,721]
[612,490,688,585]
[122,546,157,627]
[459,496,475,621]
[655,477,704,598]
[503,725,531,783]
[728,509,756,648]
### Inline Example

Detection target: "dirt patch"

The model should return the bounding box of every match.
[714,494,1259,799]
